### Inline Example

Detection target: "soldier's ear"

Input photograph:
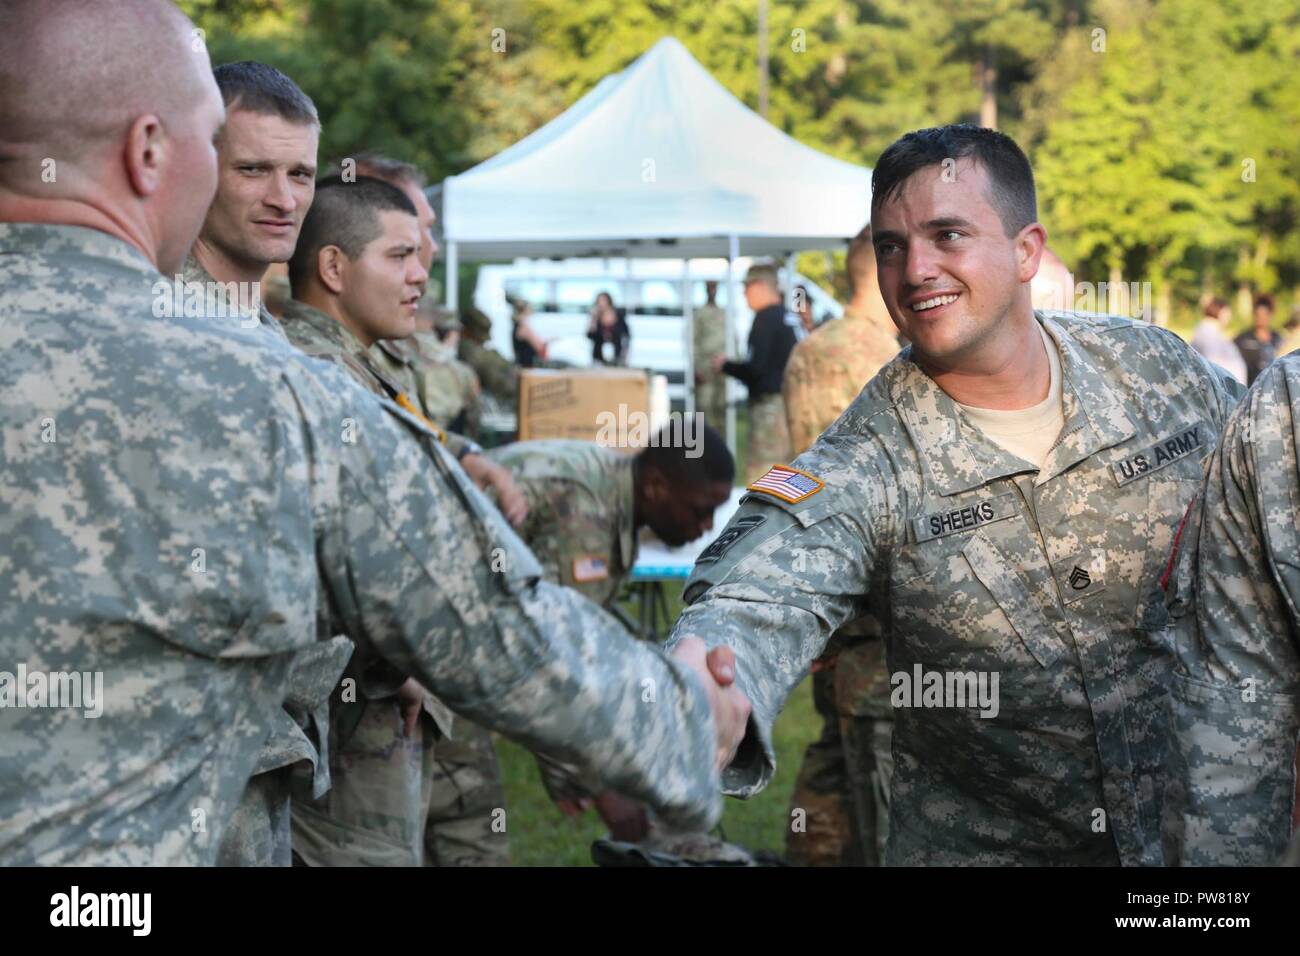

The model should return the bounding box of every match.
[318,245,346,295]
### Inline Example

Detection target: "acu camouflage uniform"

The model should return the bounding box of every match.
[780,304,901,866]
[279,298,508,866]
[1164,352,1300,865]
[692,302,728,431]
[1,224,727,863]
[670,310,1243,866]
[179,255,352,867]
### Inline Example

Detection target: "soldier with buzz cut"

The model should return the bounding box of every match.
[0,0,752,866]
[1163,352,1300,866]
[668,123,1245,866]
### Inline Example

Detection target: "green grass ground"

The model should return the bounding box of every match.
[493,403,819,866]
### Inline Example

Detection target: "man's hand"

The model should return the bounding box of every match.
[461,453,529,527]
[395,677,424,738]
[709,354,728,374]
[593,790,650,842]
[670,637,750,772]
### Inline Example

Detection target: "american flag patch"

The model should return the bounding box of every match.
[572,555,610,583]
[747,465,825,504]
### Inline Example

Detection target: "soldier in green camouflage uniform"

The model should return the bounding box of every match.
[692,282,728,431]
[1164,352,1300,866]
[668,125,1244,865]
[460,308,520,404]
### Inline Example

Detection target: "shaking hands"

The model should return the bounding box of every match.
[670,636,751,773]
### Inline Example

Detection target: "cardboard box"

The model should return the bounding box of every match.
[517,368,650,448]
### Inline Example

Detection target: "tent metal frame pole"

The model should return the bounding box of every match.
[444,240,459,312]
[725,234,739,459]
[682,258,695,419]
[784,251,799,306]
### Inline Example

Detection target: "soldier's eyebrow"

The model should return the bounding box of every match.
[924,216,976,232]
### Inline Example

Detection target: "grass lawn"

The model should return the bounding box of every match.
[493,403,820,866]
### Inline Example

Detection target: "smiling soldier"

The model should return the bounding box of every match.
[667,124,1245,865]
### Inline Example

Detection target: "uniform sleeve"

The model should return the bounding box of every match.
[279,365,723,833]
[665,459,881,798]
[1165,359,1300,865]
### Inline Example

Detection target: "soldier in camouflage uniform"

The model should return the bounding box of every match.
[488,433,736,855]
[0,4,750,863]
[279,174,509,865]
[460,308,520,405]
[350,154,513,867]
[668,125,1244,865]
[692,281,729,431]
[780,224,901,866]
[1164,352,1300,866]
[178,60,340,867]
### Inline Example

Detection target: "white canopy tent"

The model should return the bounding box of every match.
[434,35,875,447]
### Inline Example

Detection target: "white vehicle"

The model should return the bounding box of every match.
[472,258,842,404]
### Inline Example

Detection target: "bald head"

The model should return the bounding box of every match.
[0,0,226,273]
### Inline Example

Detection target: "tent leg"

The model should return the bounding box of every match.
[445,241,459,312]
[682,259,695,419]
[785,251,799,307]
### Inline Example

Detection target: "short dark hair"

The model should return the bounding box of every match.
[351,152,426,190]
[1254,293,1276,312]
[1204,297,1229,318]
[637,423,734,486]
[213,61,319,127]
[288,175,417,293]
[871,124,1037,237]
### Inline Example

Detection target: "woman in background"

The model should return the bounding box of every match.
[587,291,630,366]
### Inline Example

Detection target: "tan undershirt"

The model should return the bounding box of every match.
[956,324,1065,469]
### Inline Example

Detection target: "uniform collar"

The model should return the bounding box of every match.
[889,311,1136,496]
[0,222,157,275]
[279,295,372,360]
[181,253,288,341]
[373,337,415,367]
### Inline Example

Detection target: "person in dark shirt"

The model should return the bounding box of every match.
[588,291,631,365]
[510,298,548,368]
[1234,293,1283,385]
[710,263,804,482]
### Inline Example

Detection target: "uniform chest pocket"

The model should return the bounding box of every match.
[961,533,1066,668]
[890,520,1066,671]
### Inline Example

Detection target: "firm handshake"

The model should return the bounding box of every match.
[671,638,752,773]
